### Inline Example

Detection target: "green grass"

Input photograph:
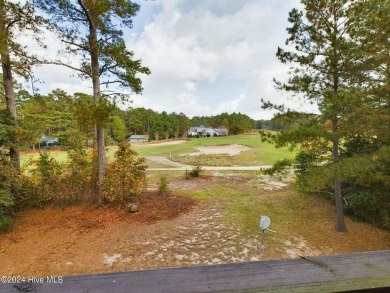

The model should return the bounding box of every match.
[20,134,295,169]
[181,180,335,248]
[134,134,295,166]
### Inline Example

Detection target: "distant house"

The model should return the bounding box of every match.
[129,135,149,144]
[214,128,229,136]
[188,126,228,137]
[188,125,205,136]
[40,135,59,148]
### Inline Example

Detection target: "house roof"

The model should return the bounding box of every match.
[130,135,149,139]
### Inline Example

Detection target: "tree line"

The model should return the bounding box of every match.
[1,86,258,150]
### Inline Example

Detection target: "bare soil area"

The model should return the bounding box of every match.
[1,174,389,277]
[184,144,251,156]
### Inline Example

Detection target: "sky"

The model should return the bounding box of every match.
[26,0,317,120]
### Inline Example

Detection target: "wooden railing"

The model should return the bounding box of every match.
[1,250,389,292]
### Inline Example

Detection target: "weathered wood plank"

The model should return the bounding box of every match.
[1,251,389,293]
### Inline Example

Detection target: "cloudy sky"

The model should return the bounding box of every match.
[30,0,315,120]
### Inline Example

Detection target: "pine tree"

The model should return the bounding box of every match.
[0,0,46,170]
[268,0,379,232]
[37,0,150,203]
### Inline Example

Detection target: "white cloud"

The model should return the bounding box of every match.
[129,0,303,119]
[8,0,307,120]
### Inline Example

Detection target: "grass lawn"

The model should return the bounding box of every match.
[159,170,390,256]
[134,134,295,166]
[20,134,296,169]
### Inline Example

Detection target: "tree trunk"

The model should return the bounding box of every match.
[332,118,347,232]
[0,2,20,171]
[89,14,106,204]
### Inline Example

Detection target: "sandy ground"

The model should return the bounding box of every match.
[0,198,325,277]
[145,155,269,171]
[0,173,389,277]
[146,144,263,170]
[185,144,251,156]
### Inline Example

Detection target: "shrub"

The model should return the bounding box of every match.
[344,189,390,229]
[158,175,169,196]
[189,165,202,177]
[63,145,94,202]
[102,142,147,204]
[0,154,15,230]
[30,151,63,201]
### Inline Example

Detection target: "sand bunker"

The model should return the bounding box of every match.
[186,144,251,156]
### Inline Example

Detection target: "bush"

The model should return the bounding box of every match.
[0,154,16,230]
[0,152,45,231]
[158,175,169,196]
[30,151,63,201]
[63,145,94,202]
[102,142,147,204]
[190,165,202,177]
[344,189,390,229]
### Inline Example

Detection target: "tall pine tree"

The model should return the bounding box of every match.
[37,0,150,203]
[0,0,46,170]
[266,0,383,232]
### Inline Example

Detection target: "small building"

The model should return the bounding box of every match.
[188,126,228,137]
[202,128,218,137]
[129,135,149,144]
[214,128,229,136]
[188,125,206,136]
[41,135,59,148]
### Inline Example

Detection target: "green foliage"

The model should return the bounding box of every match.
[102,142,147,204]
[30,151,63,200]
[340,146,390,229]
[0,154,15,230]
[344,190,389,229]
[63,144,94,202]
[267,0,390,232]
[37,0,150,94]
[0,153,39,230]
[109,115,127,142]
[189,165,202,177]
[295,151,317,176]
[190,112,254,133]
[158,175,169,196]
[262,159,292,176]
[183,166,202,179]
[0,109,16,148]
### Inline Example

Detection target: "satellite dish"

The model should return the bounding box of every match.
[259,216,271,230]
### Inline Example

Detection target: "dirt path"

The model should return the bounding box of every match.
[0,200,261,276]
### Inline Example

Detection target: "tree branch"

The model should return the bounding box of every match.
[43,61,89,75]
[77,0,94,30]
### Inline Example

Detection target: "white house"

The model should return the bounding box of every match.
[188,126,228,137]
[129,135,149,143]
